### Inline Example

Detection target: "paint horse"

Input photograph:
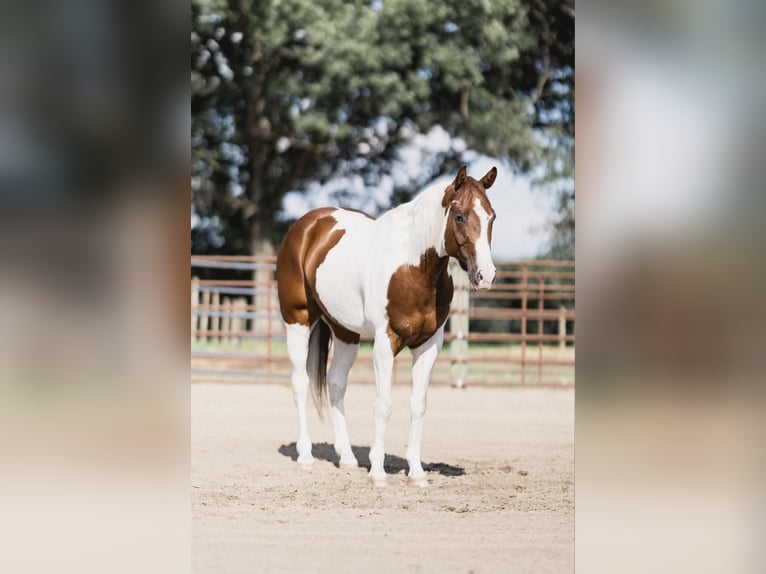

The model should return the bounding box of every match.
[276,165,498,486]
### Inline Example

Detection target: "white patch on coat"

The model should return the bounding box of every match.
[473,197,496,289]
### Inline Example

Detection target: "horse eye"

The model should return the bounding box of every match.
[454,213,464,224]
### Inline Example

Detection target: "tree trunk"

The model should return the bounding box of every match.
[247,68,278,333]
[249,153,277,334]
[250,216,275,257]
[250,215,276,335]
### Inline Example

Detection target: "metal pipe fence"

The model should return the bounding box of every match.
[191,255,574,387]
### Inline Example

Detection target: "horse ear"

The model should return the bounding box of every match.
[480,167,497,190]
[454,165,467,190]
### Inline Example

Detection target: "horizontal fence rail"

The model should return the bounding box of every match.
[191,256,574,387]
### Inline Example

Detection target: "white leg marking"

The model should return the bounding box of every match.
[285,323,314,466]
[406,326,444,487]
[327,338,359,467]
[369,330,394,485]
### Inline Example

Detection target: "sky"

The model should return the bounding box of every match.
[447,156,557,260]
[281,127,558,260]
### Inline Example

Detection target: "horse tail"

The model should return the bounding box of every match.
[307,318,331,418]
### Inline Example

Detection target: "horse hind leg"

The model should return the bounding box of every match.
[285,322,314,465]
[327,337,359,467]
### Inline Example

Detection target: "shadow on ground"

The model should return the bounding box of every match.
[278,442,465,476]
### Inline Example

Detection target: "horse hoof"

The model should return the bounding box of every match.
[409,475,429,488]
[369,472,386,487]
[339,457,358,468]
[297,455,315,467]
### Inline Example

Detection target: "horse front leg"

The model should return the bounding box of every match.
[369,330,394,486]
[406,326,444,487]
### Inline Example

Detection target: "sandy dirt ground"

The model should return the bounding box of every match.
[192,383,574,573]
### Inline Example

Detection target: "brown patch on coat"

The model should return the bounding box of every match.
[316,305,361,345]
[386,248,454,355]
[276,208,361,344]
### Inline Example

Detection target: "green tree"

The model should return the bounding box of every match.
[192,0,574,256]
[521,0,574,260]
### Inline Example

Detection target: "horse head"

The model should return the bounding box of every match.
[442,165,498,290]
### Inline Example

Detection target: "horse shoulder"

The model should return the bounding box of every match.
[385,250,453,353]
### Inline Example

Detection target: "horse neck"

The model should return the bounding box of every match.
[381,182,448,263]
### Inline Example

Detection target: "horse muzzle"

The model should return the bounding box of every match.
[469,267,496,290]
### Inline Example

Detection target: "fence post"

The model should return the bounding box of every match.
[191,277,199,344]
[558,305,566,351]
[232,297,245,347]
[253,260,273,336]
[450,261,470,388]
[200,288,210,342]
[223,297,232,346]
[520,264,528,384]
[211,290,220,344]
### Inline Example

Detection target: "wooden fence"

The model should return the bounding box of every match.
[191,256,574,387]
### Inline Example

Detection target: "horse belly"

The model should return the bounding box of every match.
[314,244,370,336]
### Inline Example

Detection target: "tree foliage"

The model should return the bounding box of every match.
[192,0,573,256]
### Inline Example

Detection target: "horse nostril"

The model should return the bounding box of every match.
[491,275,497,285]
[476,271,483,283]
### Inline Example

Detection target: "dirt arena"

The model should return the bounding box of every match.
[192,383,574,573]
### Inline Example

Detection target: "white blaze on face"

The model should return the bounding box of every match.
[473,198,496,289]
